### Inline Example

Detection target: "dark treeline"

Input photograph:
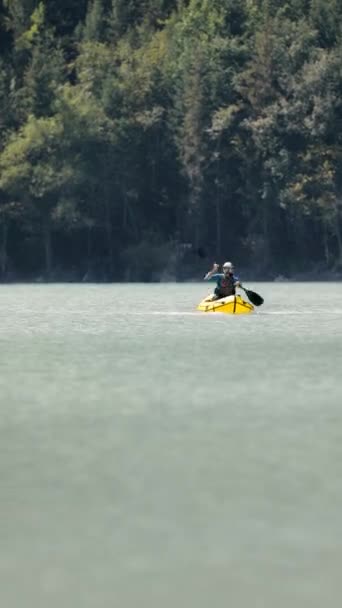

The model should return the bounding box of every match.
[0,0,342,281]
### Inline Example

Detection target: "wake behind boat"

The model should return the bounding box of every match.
[197,294,254,314]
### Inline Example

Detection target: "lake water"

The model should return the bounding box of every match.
[1,283,342,608]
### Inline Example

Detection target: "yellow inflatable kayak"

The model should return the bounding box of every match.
[197,294,254,314]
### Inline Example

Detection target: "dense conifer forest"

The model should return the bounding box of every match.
[0,0,342,281]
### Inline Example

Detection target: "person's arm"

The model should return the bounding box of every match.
[204,263,220,280]
[233,274,241,288]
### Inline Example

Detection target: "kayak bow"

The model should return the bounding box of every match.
[197,294,254,314]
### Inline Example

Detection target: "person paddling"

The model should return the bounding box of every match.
[204,261,241,300]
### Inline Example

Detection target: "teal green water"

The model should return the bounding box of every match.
[1,283,342,608]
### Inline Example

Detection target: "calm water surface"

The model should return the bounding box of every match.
[1,283,342,608]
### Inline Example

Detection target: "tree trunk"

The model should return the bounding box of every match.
[261,182,272,271]
[43,216,52,280]
[0,223,8,279]
[105,201,113,278]
[87,226,92,274]
[215,194,221,260]
[335,219,342,267]
[123,189,128,231]
[323,218,330,266]
[192,191,200,250]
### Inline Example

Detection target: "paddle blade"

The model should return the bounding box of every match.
[244,288,264,307]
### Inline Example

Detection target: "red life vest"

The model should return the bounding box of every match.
[218,274,235,296]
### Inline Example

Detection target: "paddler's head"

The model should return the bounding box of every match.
[222,261,234,276]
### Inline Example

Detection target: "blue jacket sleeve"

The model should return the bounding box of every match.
[206,273,223,282]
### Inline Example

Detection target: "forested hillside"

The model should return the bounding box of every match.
[0,0,342,281]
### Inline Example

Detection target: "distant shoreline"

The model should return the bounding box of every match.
[1,273,342,285]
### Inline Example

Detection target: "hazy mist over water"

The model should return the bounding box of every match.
[1,283,342,608]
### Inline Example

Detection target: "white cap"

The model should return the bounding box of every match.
[223,261,233,269]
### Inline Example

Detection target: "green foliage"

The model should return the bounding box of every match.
[22,37,65,116]
[83,0,105,42]
[1,0,342,279]
[310,0,342,48]
[16,2,45,50]
[0,114,68,209]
